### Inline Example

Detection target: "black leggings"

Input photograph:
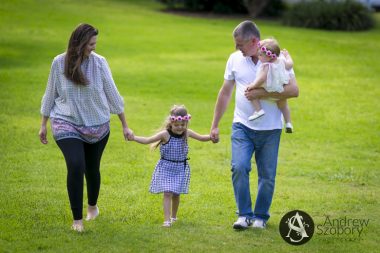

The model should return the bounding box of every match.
[56,133,109,220]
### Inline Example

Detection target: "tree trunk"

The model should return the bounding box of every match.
[243,0,271,18]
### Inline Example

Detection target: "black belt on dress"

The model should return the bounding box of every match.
[160,157,190,169]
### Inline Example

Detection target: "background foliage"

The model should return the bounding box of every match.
[283,0,375,31]
[160,0,376,30]
[158,0,285,17]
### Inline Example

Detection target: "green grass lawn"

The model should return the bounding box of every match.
[1,0,379,252]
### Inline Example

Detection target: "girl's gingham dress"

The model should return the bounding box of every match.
[149,131,190,194]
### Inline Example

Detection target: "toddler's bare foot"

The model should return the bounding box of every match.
[72,219,84,232]
[86,205,99,221]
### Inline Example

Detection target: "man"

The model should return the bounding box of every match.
[210,20,299,229]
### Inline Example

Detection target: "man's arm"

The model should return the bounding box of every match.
[210,79,235,143]
[244,77,299,100]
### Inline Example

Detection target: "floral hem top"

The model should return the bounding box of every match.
[50,117,109,143]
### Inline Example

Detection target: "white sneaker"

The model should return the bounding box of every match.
[233,217,253,229]
[248,110,265,121]
[252,219,266,229]
[285,122,293,133]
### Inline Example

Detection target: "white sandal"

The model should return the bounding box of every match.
[162,220,171,227]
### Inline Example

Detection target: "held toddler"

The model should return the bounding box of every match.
[247,38,294,133]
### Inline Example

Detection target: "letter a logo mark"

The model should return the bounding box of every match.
[279,210,314,245]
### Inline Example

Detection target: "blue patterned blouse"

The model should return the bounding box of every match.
[40,52,124,127]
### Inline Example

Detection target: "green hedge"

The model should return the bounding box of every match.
[158,0,247,14]
[158,0,285,16]
[283,0,375,31]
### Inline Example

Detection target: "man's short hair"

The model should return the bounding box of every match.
[233,20,260,41]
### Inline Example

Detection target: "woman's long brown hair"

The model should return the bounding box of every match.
[64,23,98,85]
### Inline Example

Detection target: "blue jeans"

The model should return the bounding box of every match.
[231,123,281,222]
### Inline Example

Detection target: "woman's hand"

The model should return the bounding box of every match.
[39,125,48,144]
[123,127,134,141]
[117,113,134,141]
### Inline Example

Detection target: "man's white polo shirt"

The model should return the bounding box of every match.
[224,51,288,131]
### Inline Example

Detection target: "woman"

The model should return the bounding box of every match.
[39,23,133,232]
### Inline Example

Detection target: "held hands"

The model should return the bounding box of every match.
[210,128,219,143]
[123,127,134,141]
[39,125,48,144]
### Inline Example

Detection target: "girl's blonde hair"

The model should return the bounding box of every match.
[259,38,281,57]
[151,105,189,149]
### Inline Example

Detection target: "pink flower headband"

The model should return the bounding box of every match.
[257,42,277,59]
[170,114,191,122]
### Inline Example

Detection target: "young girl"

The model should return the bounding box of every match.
[247,38,295,133]
[130,105,211,227]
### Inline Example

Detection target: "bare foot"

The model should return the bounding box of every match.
[86,205,99,221]
[72,219,84,232]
